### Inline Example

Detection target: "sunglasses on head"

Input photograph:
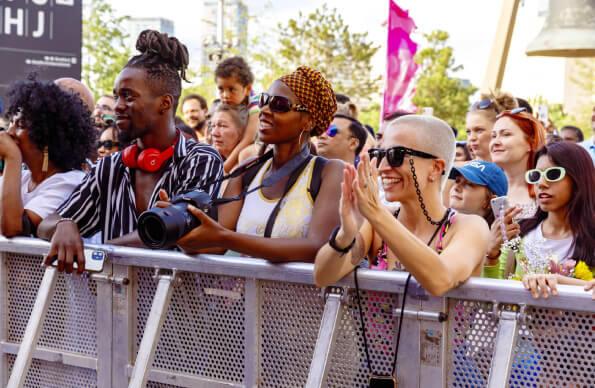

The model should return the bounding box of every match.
[497,107,527,119]
[368,146,437,168]
[98,140,119,150]
[472,98,494,110]
[525,167,566,184]
[258,93,309,114]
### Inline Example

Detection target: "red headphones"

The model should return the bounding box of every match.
[122,137,176,173]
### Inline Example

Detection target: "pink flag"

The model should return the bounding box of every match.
[382,1,418,118]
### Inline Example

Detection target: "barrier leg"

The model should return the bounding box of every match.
[306,290,343,388]
[128,269,178,388]
[7,266,58,388]
[487,306,522,388]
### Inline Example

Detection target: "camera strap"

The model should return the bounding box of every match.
[353,210,449,385]
[213,144,311,206]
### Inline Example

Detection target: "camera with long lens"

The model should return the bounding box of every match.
[137,190,217,249]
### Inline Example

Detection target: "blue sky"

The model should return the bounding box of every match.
[109,0,566,103]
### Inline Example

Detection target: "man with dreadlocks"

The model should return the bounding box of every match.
[38,30,223,273]
[171,66,344,263]
[314,115,490,297]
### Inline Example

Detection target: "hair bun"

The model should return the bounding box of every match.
[480,90,518,113]
[135,30,189,80]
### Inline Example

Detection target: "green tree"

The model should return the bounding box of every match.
[412,30,477,131]
[82,0,130,99]
[359,103,381,131]
[253,5,381,105]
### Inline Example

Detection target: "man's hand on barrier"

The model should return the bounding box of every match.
[43,220,85,274]
[522,273,559,299]
[584,280,595,300]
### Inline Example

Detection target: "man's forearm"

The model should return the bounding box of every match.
[106,231,145,248]
[37,213,61,240]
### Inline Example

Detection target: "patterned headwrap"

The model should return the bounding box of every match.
[279,66,337,136]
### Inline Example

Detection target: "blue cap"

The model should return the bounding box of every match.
[450,160,508,197]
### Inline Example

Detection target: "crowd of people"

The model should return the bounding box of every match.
[0,29,594,302]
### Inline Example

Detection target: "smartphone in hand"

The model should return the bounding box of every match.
[49,249,106,272]
[490,196,509,218]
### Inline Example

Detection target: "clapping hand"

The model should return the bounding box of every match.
[352,153,382,221]
[336,165,364,245]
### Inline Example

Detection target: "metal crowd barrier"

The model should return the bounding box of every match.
[0,236,594,387]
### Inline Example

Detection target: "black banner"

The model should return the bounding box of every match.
[0,0,82,103]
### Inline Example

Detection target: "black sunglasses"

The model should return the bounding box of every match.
[368,146,437,168]
[98,140,119,150]
[258,93,308,113]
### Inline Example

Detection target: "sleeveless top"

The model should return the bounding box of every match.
[366,208,457,271]
[235,157,317,238]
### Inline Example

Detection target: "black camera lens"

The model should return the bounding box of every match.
[137,213,168,249]
[137,190,215,249]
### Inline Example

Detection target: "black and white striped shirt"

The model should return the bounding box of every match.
[57,136,223,242]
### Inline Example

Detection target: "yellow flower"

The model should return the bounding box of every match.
[574,261,593,281]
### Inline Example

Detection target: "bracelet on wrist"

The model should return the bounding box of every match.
[56,217,75,227]
[328,226,356,256]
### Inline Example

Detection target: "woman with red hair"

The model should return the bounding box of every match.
[483,108,547,278]
[490,108,546,214]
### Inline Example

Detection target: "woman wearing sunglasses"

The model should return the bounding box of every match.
[314,115,490,296]
[97,125,120,159]
[172,66,344,262]
[465,91,517,161]
[512,142,595,298]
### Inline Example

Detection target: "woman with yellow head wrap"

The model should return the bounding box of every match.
[176,66,345,263]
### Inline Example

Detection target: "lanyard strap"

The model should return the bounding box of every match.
[354,208,451,378]
[213,144,311,206]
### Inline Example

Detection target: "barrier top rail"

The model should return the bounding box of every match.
[1,236,593,313]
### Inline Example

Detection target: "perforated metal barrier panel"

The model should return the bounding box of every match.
[446,299,595,387]
[2,243,595,388]
[259,281,324,387]
[447,300,499,386]
[508,306,595,387]
[7,354,98,388]
[4,252,99,386]
[326,290,400,387]
[135,268,246,385]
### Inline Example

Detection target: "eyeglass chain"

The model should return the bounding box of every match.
[409,158,449,226]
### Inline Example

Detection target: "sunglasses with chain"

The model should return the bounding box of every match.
[525,167,566,184]
[258,93,309,114]
[368,146,438,168]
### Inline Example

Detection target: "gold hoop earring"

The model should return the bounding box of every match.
[298,129,306,148]
[42,146,49,174]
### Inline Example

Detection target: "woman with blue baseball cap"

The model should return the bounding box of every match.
[449,160,520,279]
[449,160,508,226]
